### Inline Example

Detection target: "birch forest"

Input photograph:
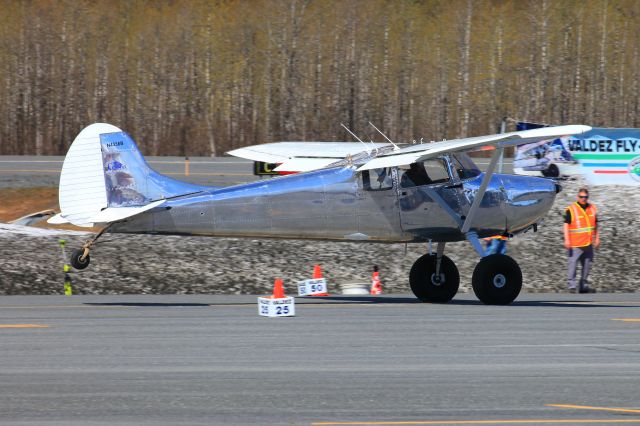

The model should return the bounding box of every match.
[1,0,639,156]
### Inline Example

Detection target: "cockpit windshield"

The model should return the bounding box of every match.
[451,153,481,180]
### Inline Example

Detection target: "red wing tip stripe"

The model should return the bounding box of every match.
[593,170,628,174]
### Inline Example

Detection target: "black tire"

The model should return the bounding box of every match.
[409,254,459,303]
[70,249,90,270]
[542,163,560,178]
[472,254,522,305]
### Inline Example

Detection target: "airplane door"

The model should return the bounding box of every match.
[355,167,402,240]
[397,158,464,240]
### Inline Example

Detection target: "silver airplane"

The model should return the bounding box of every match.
[49,123,591,305]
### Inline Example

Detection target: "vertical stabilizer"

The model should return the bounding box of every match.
[56,123,208,227]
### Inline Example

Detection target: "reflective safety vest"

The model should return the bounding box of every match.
[567,202,597,248]
[484,234,508,241]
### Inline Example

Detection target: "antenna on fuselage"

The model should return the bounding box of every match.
[341,123,372,154]
[368,122,400,151]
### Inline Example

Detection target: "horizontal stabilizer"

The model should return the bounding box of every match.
[48,199,166,226]
[47,213,70,225]
[87,199,166,224]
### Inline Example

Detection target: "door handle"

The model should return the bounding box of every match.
[445,183,462,189]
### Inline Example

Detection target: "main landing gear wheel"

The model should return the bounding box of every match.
[472,254,522,305]
[542,163,560,178]
[409,254,460,303]
[70,249,91,270]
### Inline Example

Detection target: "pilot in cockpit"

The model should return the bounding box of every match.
[401,162,432,187]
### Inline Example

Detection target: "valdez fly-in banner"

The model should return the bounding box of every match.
[513,121,640,185]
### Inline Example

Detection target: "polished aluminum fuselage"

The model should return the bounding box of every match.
[112,160,558,243]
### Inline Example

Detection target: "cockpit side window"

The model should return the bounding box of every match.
[361,167,393,191]
[400,158,450,188]
[451,153,481,180]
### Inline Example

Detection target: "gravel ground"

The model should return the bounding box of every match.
[1,178,638,296]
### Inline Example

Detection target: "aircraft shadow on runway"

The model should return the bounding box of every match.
[300,296,638,308]
[82,297,637,308]
[511,300,638,308]
[82,297,424,307]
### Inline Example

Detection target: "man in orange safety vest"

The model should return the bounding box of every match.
[563,188,600,293]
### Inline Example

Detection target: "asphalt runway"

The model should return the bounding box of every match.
[1,293,639,425]
[0,156,258,188]
[0,155,516,188]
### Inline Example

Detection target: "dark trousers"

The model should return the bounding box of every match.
[567,245,594,290]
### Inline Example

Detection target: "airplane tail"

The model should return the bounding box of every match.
[50,123,208,227]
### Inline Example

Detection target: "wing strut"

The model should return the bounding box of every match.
[460,147,503,256]
[460,147,503,234]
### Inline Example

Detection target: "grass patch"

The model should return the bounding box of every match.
[0,187,58,222]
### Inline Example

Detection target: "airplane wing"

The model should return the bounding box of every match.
[357,125,591,171]
[514,139,562,155]
[272,158,340,172]
[227,141,391,172]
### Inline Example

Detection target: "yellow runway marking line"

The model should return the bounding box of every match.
[0,160,63,163]
[0,170,254,177]
[548,404,640,414]
[0,324,49,328]
[612,318,640,322]
[0,305,99,309]
[312,419,640,425]
[147,161,250,165]
[163,172,253,176]
[0,169,61,173]
[552,301,640,306]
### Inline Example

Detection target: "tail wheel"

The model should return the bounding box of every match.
[472,254,522,305]
[70,249,91,270]
[409,254,459,303]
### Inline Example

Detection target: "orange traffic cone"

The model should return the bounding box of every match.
[313,264,323,279]
[370,265,383,295]
[310,264,329,296]
[272,278,286,299]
